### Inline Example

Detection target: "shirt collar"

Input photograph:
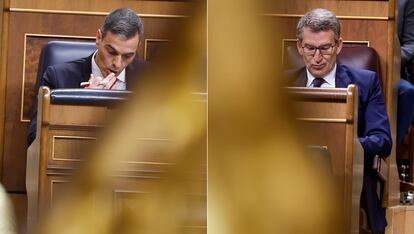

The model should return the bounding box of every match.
[91,50,126,82]
[306,63,337,88]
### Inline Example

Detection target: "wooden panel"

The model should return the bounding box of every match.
[302,123,347,179]
[295,102,348,120]
[263,0,389,17]
[9,193,27,234]
[49,179,69,207]
[9,0,192,16]
[112,190,149,219]
[113,189,206,228]
[144,39,169,61]
[51,136,96,162]
[49,105,110,126]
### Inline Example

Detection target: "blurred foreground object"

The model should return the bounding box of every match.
[0,183,15,234]
[208,0,342,233]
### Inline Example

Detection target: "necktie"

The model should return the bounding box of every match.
[109,78,118,90]
[312,78,325,87]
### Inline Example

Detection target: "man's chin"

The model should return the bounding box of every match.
[110,70,121,77]
[310,69,327,78]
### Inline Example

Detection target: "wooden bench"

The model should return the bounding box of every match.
[287,85,363,233]
[26,86,207,232]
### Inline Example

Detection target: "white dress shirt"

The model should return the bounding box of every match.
[306,63,337,88]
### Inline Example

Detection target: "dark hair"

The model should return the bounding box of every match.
[101,8,144,42]
[296,8,341,42]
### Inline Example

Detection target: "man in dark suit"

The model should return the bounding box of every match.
[292,9,391,234]
[398,0,414,82]
[397,0,414,147]
[28,8,146,145]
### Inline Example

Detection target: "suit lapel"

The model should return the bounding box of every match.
[335,64,352,88]
[125,63,132,90]
[398,0,406,39]
[291,64,352,88]
[80,54,93,84]
[291,67,307,87]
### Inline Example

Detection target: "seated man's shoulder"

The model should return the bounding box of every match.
[339,64,383,98]
[339,64,379,86]
[42,56,92,89]
[51,56,90,71]
[340,63,376,76]
[283,67,306,86]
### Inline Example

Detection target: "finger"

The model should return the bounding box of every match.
[81,81,90,88]
[105,76,117,89]
[87,73,115,89]
[103,73,116,82]
[107,72,115,78]
[89,73,101,83]
[83,74,94,88]
[101,73,116,89]
[89,74,106,88]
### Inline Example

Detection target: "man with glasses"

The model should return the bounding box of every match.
[291,8,391,234]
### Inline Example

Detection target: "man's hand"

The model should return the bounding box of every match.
[82,73,117,89]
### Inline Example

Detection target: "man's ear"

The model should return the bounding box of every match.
[296,39,303,55]
[336,37,343,54]
[96,29,102,44]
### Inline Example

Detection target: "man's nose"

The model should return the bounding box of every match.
[313,49,323,62]
[112,55,122,68]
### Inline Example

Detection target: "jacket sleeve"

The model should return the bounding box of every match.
[400,0,414,67]
[358,73,392,159]
[27,66,57,145]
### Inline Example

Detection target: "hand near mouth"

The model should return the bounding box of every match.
[82,73,117,89]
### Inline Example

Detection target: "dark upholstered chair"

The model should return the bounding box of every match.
[34,40,96,92]
[28,41,97,145]
[284,45,383,87]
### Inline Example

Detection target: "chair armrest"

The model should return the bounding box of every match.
[400,181,414,192]
[373,155,387,182]
[50,89,132,106]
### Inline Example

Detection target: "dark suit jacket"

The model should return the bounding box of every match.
[292,63,392,232]
[398,0,414,80]
[28,53,147,145]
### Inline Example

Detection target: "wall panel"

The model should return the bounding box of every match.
[9,0,191,16]
[263,0,389,17]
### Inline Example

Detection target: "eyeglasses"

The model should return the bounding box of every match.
[301,43,336,56]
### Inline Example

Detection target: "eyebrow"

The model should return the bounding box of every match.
[105,44,135,56]
[303,43,333,47]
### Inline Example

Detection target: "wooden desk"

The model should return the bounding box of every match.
[288,85,363,233]
[26,87,206,233]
